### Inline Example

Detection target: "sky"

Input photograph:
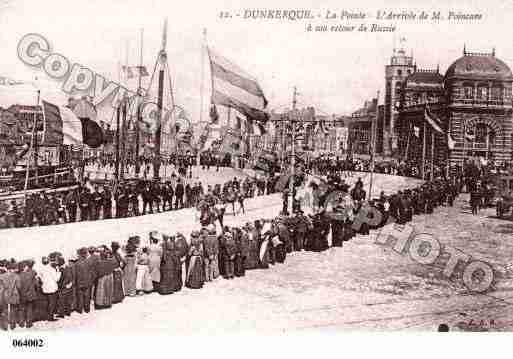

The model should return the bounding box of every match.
[0,0,512,125]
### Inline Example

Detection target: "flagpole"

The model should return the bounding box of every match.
[154,19,167,181]
[368,90,379,200]
[421,113,427,180]
[121,99,127,180]
[430,129,435,181]
[289,86,298,213]
[115,104,121,182]
[135,27,143,176]
[404,122,411,162]
[200,28,206,125]
[24,89,40,205]
[199,28,207,165]
[446,117,451,179]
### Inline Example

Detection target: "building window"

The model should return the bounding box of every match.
[491,85,503,100]
[463,84,473,99]
[505,85,512,99]
[407,69,412,75]
[477,85,488,101]
[475,123,487,143]
[397,69,402,76]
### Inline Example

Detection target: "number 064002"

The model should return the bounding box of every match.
[12,338,44,348]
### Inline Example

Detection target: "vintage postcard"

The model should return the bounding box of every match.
[0,0,512,355]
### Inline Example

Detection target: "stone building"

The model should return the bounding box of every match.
[397,47,513,168]
[384,47,416,156]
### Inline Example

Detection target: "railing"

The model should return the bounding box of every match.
[454,98,506,107]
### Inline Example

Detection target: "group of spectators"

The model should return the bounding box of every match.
[0,170,462,331]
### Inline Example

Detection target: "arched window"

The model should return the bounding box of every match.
[475,123,487,143]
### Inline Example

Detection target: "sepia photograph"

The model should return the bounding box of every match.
[0,0,512,355]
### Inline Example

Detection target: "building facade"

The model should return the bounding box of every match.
[397,48,513,167]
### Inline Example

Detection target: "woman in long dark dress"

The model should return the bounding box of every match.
[174,233,189,292]
[111,241,125,304]
[94,250,116,310]
[159,236,179,295]
[185,246,204,289]
[243,224,259,270]
[233,228,246,277]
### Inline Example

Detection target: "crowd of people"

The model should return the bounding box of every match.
[0,172,285,229]
[1,153,497,229]
[0,168,463,330]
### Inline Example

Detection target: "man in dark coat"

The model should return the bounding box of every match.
[102,186,113,219]
[330,215,345,247]
[57,256,75,318]
[17,260,39,328]
[162,183,172,211]
[175,179,184,209]
[65,190,78,222]
[79,189,91,221]
[90,187,102,220]
[224,231,237,279]
[24,194,34,227]
[129,185,140,216]
[152,182,162,213]
[74,248,94,314]
[142,183,153,215]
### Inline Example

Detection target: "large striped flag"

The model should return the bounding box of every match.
[424,105,455,149]
[42,101,104,148]
[207,47,269,126]
[424,106,444,134]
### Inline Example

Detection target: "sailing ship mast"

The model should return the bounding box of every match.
[145,17,175,180]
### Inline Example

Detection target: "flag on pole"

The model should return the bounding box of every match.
[207,47,269,127]
[424,106,444,134]
[121,65,149,79]
[424,105,456,149]
[42,100,104,148]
